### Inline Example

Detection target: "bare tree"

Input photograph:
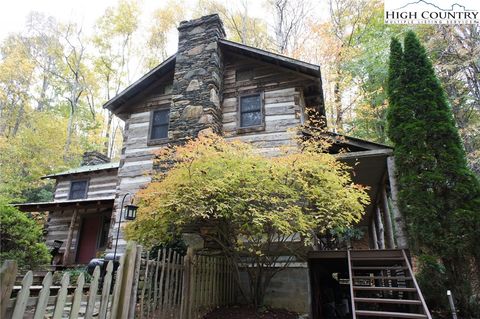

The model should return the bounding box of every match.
[269,0,312,55]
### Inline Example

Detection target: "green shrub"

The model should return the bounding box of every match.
[0,200,50,269]
[416,255,447,312]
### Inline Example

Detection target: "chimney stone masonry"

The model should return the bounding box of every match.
[169,14,226,141]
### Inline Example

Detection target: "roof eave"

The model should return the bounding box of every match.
[103,55,176,113]
[219,39,321,78]
[41,164,119,179]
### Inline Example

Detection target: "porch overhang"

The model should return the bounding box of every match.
[333,149,393,227]
[13,197,115,212]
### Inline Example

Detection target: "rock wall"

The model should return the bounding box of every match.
[237,264,311,314]
[169,14,226,141]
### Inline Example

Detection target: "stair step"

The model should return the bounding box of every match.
[353,286,416,292]
[356,310,426,318]
[351,257,404,261]
[353,276,412,280]
[355,297,422,305]
[352,266,408,270]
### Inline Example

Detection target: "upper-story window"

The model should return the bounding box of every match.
[236,69,254,82]
[150,109,170,141]
[239,93,263,128]
[69,180,88,200]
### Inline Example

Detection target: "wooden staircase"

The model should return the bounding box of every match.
[347,249,432,319]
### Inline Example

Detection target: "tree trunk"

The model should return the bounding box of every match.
[370,217,379,249]
[104,110,113,156]
[381,185,396,249]
[11,104,25,137]
[334,69,343,132]
[375,206,385,249]
[386,156,408,248]
[64,104,74,158]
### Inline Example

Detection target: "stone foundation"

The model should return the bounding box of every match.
[237,264,311,315]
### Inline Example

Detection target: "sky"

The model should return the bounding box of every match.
[0,0,118,40]
[0,0,272,42]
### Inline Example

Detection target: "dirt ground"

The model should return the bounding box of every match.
[203,306,299,319]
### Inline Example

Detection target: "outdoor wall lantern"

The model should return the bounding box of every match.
[124,204,138,221]
[113,193,138,260]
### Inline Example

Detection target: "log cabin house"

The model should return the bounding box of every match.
[16,14,431,319]
[15,152,118,265]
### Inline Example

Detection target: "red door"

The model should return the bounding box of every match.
[76,216,101,264]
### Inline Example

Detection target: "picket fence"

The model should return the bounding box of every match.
[0,243,237,319]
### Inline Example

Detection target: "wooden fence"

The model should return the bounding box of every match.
[1,244,237,319]
[1,243,141,319]
[136,248,237,319]
[180,251,237,319]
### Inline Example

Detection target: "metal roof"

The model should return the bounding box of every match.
[42,162,119,179]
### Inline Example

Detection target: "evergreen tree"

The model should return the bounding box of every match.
[387,31,480,317]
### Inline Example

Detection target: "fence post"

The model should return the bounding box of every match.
[112,242,138,319]
[180,247,194,319]
[0,260,17,319]
[128,245,143,319]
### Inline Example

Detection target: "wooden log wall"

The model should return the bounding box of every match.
[222,55,309,157]
[54,170,118,201]
[45,208,112,260]
[110,92,172,254]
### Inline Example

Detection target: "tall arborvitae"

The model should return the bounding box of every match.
[387,31,480,316]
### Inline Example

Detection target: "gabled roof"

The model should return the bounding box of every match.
[103,40,323,115]
[42,162,119,179]
[103,55,176,113]
[219,39,321,78]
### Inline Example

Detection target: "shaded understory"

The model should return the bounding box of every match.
[204,306,299,319]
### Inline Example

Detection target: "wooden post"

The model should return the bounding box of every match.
[375,206,385,249]
[0,260,17,319]
[118,243,138,319]
[13,271,33,318]
[63,208,78,264]
[370,217,379,249]
[180,247,193,319]
[381,186,396,249]
[128,245,143,319]
[386,156,408,248]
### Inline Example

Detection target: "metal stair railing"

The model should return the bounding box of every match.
[347,250,357,319]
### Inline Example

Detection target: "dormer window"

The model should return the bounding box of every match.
[69,180,88,200]
[149,109,170,141]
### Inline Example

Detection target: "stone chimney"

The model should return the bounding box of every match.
[169,14,226,141]
[81,151,111,166]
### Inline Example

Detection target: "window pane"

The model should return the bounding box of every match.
[240,95,261,112]
[241,111,262,127]
[69,181,87,200]
[151,109,169,140]
[153,109,169,125]
[151,124,168,139]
